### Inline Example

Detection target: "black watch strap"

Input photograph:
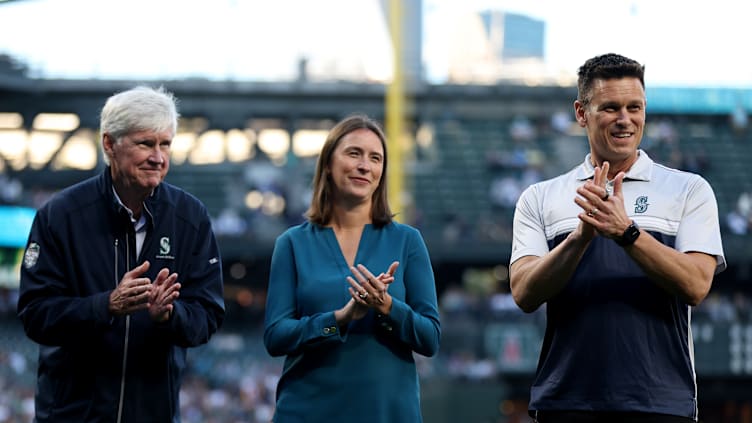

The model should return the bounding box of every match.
[615,220,640,246]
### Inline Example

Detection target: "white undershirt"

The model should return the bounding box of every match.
[112,188,147,258]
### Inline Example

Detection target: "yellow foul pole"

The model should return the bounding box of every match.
[386,0,405,221]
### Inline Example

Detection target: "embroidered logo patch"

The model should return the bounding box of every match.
[156,236,175,260]
[159,237,171,255]
[24,242,40,269]
[634,196,649,213]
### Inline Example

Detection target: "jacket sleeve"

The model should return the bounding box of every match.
[161,214,225,347]
[376,228,441,357]
[17,207,114,346]
[263,232,346,357]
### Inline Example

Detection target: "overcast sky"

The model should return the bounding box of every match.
[1,0,750,87]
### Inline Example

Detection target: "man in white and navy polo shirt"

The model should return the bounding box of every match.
[510,53,726,423]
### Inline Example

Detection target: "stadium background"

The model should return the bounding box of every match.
[1,1,752,422]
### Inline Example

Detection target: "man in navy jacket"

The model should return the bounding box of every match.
[17,86,225,422]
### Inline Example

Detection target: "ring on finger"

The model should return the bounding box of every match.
[587,207,599,217]
[359,292,368,299]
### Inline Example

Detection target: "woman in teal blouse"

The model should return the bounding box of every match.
[264,114,441,423]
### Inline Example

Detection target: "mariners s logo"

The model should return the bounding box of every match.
[159,237,171,255]
[634,196,649,213]
[156,236,175,259]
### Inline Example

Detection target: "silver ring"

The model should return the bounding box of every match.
[359,292,368,299]
[587,208,599,217]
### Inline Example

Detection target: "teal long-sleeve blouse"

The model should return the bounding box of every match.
[264,221,441,423]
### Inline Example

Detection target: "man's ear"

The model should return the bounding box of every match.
[574,100,587,127]
[102,133,115,158]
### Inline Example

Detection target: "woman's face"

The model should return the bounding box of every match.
[327,128,384,205]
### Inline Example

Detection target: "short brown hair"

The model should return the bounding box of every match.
[577,53,645,105]
[305,114,394,227]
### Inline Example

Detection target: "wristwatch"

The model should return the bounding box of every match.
[615,220,640,246]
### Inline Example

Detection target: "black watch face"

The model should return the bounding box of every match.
[622,223,640,245]
[615,222,639,246]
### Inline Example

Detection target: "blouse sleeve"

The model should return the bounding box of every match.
[376,228,441,357]
[263,232,346,357]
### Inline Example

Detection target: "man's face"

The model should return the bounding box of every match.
[104,129,172,192]
[575,77,646,165]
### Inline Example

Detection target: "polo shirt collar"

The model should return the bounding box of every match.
[575,149,653,182]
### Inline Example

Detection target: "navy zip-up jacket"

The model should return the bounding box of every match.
[17,168,225,423]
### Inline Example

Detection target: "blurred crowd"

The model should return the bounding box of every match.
[726,191,752,235]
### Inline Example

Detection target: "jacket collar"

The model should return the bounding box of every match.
[99,167,160,230]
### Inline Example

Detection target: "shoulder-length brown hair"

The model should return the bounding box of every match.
[305,114,394,228]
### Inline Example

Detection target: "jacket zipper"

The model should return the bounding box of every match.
[114,237,131,423]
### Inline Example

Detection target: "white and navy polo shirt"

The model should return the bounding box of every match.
[511,150,726,420]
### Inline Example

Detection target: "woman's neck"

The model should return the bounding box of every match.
[328,203,371,230]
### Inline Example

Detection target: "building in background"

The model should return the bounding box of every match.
[444,9,547,84]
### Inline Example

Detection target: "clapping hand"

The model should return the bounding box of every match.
[109,261,153,316]
[335,261,399,326]
[573,161,612,241]
[576,161,631,239]
[348,261,399,315]
[147,267,181,323]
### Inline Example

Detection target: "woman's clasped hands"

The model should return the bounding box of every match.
[335,261,399,326]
